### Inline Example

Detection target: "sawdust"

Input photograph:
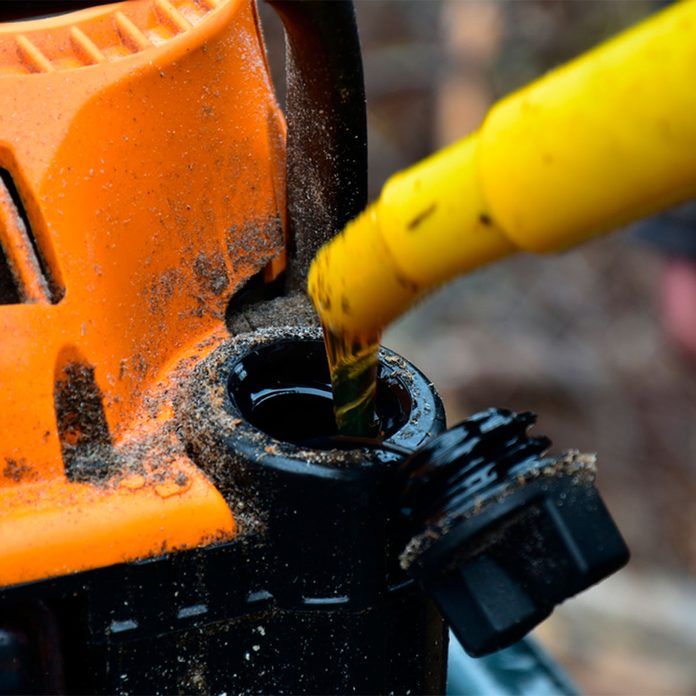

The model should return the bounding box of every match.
[43,295,433,545]
[54,361,114,483]
[179,328,368,485]
[193,251,229,296]
[226,218,284,281]
[45,330,228,489]
[226,291,318,334]
[2,458,35,482]
[146,268,184,316]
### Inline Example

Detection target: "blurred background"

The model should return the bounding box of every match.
[261,2,696,693]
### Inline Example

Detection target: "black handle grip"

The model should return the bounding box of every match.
[267,0,368,291]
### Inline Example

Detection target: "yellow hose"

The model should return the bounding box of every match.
[308,0,696,337]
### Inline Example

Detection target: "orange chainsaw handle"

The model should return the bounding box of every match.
[1,0,368,291]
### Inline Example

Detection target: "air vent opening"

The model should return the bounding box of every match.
[0,241,20,304]
[0,167,63,305]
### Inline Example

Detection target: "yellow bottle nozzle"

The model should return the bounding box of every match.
[309,0,696,337]
[307,134,515,336]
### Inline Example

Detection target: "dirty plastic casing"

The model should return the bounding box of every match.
[0,0,286,586]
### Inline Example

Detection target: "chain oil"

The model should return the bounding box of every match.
[225,335,416,447]
[322,327,381,437]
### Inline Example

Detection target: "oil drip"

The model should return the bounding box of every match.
[322,327,380,437]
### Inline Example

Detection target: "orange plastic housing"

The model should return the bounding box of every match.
[0,0,286,586]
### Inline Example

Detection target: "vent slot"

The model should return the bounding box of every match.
[0,239,20,304]
[0,168,62,304]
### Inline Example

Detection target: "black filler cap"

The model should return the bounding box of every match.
[396,408,629,657]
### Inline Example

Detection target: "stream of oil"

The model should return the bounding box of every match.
[323,327,381,437]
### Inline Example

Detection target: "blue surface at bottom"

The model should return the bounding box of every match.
[447,632,579,696]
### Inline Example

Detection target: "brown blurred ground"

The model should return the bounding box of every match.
[261,2,696,693]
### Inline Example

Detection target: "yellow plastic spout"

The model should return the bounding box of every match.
[308,0,696,337]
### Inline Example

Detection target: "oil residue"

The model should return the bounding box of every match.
[323,327,381,437]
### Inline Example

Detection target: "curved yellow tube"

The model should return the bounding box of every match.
[308,0,696,337]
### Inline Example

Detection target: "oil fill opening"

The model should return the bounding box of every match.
[227,338,413,449]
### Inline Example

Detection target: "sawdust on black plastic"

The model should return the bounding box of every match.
[399,449,598,571]
[177,325,425,534]
[226,291,319,334]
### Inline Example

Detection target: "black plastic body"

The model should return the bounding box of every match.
[0,541,442,695]
[397,409,630,658]
[267,0,367,290]
[415,475,629,656]
[180,328,449,694]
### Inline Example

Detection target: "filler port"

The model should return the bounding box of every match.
[228,338,413,447]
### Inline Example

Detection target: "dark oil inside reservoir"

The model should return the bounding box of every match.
[242,383,338,445]
[228,339,410,448]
